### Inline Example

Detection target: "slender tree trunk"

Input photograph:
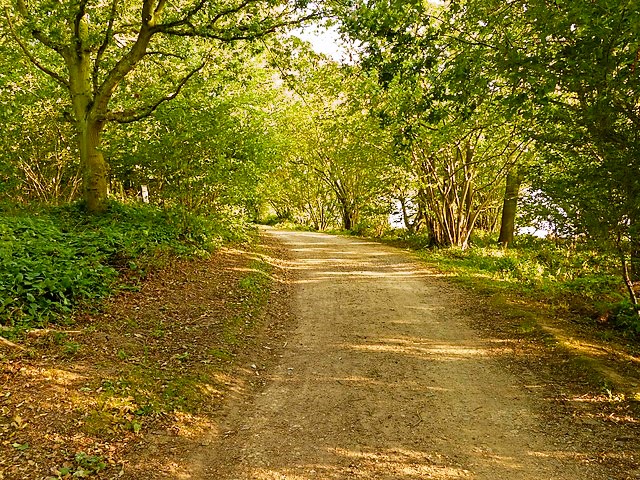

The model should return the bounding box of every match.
[498,168,523,247]
[621,252,639,307]
[629,222,640,282]
[336,193,357,231]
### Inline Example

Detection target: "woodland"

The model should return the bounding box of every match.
[1,0,640,338]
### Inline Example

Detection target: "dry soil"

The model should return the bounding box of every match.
[190,229,637,479]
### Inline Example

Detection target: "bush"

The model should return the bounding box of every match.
[0,201,249,331]
[0,214,118,328]
[608,301,640,335]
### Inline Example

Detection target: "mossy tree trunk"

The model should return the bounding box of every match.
[66,44,109,212]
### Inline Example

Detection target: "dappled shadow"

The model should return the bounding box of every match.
[0,242,299,479]
[197,229,640,480]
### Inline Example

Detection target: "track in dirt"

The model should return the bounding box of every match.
[192,229,627,479]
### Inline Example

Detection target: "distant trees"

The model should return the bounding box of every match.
[261,48,393,232]
[330,0,640,306]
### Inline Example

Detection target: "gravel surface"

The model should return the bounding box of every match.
[192,229,635,479]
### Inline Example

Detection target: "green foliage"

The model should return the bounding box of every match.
[335,0,530,246]
[331,0,640,307]
[73,452,107,474]
[50,452,107,479]
[0,211,117,329]
[608,301,640,335]
[260,55,394,232]
[106,58,282,219]
[238,259,271,297]
[3,0,312,211]
[0,201,249,332]
[0,39,80,204]
[62,341,82,356]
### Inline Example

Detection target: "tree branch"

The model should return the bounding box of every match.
[92,2,157,115]
[3,9,69,88]
[14,0,67,54]
[144,50,188,60]
[73,0,89,46]
[0,335,28,352]
[154,0,169,17]
[163,0,208,30]
[159,11,320,42]
[105,59,206,124]
[93,0,120,93]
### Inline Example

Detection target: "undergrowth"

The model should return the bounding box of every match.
[0,201,251,334]
[86,252,274,433]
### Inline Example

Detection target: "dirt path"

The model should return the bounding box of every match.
[190,229,635,480]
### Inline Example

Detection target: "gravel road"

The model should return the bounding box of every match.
[193,229,615,479]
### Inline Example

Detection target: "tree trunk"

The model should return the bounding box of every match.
[340,201,358,231]
[621,251,639,308]
[65,13,152,213]
[629,223,640,282]
[498,168,523,247]
[342,205,353,230]
[67,43,110,213]
[79,119,108,213]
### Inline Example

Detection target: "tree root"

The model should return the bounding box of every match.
[0,336,27,351]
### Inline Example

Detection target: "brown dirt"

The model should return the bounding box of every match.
[192,228,639,480]
[0,236,294,479]
[1,228,638,479]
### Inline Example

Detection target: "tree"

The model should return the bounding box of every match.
[497,166,524,247]
[2,0,312,212]
[458,0,640,307]
[104,53,284,220]
[335,0,531,246]
[262,42,392,231]
[0,35,80,203]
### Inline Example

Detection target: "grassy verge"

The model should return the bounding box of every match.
[80,255,274,436]
[380,231,640,337]
[0,201,251,336]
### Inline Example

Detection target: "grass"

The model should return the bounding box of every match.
[83,251,275,432]
[381,230,638,336]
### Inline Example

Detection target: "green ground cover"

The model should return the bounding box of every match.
[0,201,250,334]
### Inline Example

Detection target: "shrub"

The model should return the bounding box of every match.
[0,201,249,331]
[608,301,640,335]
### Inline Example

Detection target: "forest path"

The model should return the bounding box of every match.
[192,229,611,480]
